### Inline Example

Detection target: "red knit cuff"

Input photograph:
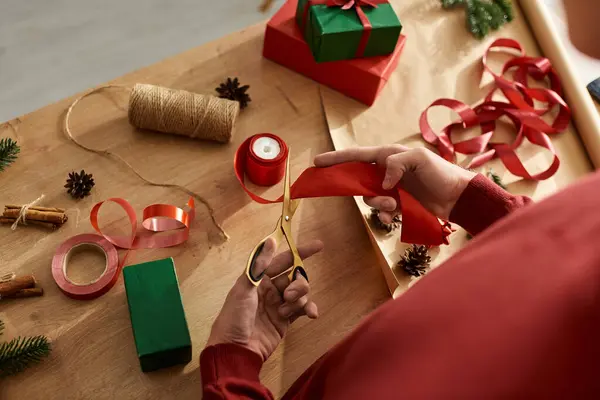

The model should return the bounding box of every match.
[200,343,264,385]
[449,174,532,236]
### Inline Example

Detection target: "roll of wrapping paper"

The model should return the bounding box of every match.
[52,198,195,300]
[520,0,600,168]
[235,134,453,245]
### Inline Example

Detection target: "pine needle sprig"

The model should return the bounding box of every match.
[440,0,514,39]
[487,169,507,190]
[0,138,20,172]
[0,335,51,377]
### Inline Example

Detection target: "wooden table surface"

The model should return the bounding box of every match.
[0,22,390,399]
[1,0,597,398]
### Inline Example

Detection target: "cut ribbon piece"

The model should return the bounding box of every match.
[420,38,571,181]
[301,0,387,58]
[52,198,195,300]
[235,134,451,246]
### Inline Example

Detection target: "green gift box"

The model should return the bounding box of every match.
[123,257,192,372]
[296,0,402,63]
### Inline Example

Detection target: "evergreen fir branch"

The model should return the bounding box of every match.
[487,169,507,190]
[493,0,514,21]
[0,335,51,377]
[0,138,20,172]
[441,0,465,8]
[440,0,514,39]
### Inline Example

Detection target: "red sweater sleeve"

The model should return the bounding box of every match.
[201,344,274,400]
[449,173,532,235]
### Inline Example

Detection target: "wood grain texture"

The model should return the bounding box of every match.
[0,23,389,399]
[321,0,593,297]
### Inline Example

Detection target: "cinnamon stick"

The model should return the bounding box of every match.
[2,208,67,225]
[0,217,58,230]
[3,287,44,299]
[5,205,66,213]
[0,275,36,298]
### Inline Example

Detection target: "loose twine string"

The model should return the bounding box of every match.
[64,84,237,240]
[10,194,45,230]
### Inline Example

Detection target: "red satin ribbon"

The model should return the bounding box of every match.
[301,0,387,58]
[90,197,195,251]
[420,38,571,180]
[246,133,288,186]
[235,134,453,246]
[53,198,195,300]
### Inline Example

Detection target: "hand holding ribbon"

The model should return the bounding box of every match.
[235,136,452,246]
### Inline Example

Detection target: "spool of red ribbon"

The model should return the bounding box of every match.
[235,134,453,246]
[420,38,571,181]
[52,198,195,300]
[245,133,288,186]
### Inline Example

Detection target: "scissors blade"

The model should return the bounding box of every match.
[282,152,292,218]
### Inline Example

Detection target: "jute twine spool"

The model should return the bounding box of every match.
[63,84,234,241]
[128,84,239,144]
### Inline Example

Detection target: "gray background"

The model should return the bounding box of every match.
[0,0,284,122]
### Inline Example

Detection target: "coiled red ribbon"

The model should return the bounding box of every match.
[420,38,571,180]
[235,134,453,246]
[301,0,387,58]
[245,133,289,186]
[52,198,195,299]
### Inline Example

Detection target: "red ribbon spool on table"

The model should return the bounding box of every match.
[235,133,453,246]
[52,198,195,300]
[245,133,288,186]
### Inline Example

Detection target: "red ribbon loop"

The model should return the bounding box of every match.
[90,197,195,250]
[235,135,451,246]
[420,38,571,181]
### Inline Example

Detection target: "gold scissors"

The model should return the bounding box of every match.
[245,154,307,286]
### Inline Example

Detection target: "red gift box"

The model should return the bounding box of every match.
[263,0,406,106]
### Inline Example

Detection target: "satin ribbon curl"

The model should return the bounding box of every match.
[420,38,571,181]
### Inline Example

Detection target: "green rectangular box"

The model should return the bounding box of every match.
[123,257,192,372]
[296,0,402,63]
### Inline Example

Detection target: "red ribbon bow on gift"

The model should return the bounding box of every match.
[302,0,388,58]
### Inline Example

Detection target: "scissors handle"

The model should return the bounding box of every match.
[247,241,267,284]
[291,266,308,282]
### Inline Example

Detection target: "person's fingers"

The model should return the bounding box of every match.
[278,295,309,318]
[381,149,426,190]
[314,145,409,167]
[364,196,397,212]
[266,240,324,278]
[376,210,397,224]
[290,302,319,323]
[244,237,277,287]
[314,147,381,167]
[282,275,310,303]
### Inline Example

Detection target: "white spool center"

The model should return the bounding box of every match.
[252,136,281,160]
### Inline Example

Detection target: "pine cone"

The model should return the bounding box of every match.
[64,170,95,199]
[397,244,431,277]
[216,77,251,109]
[369,208,401,233]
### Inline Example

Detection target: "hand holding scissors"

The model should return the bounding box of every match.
[246,154,308,285]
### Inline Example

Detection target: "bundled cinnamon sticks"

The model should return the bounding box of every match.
[1,204,67,230]
[0,274,43,299]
